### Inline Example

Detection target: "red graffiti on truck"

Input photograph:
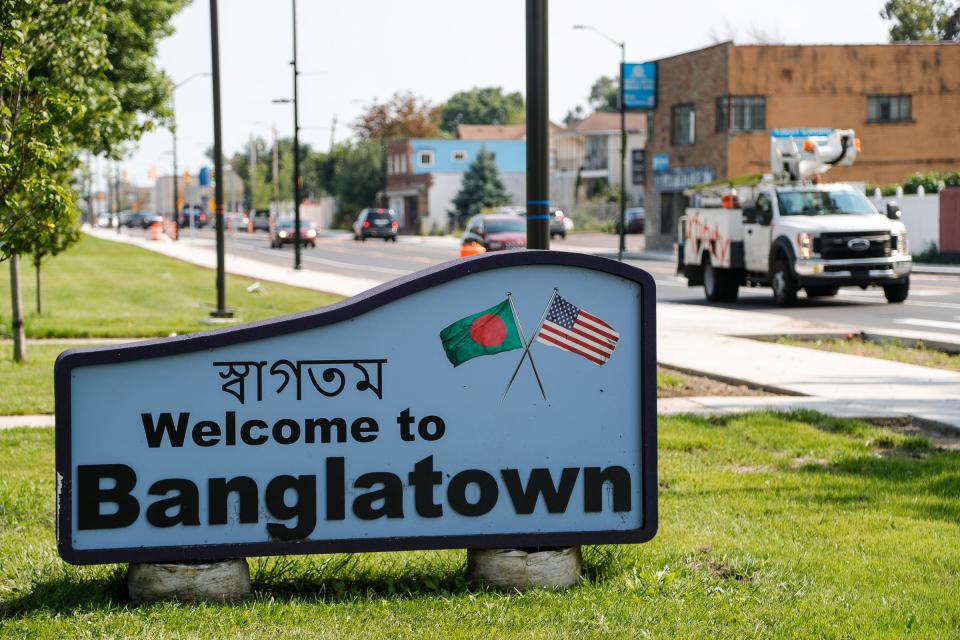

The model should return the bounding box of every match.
[686,210,730,266]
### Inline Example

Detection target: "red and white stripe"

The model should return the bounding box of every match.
[538,309,620,366]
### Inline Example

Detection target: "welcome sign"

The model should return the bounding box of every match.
[55,251,657,564]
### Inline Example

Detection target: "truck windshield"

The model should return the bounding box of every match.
[777,190,877,216]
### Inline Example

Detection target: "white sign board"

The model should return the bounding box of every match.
[56,251,657,564]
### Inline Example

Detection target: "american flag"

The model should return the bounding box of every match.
[536,294,619,366]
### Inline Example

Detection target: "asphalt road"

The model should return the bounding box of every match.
[133,226,960,340]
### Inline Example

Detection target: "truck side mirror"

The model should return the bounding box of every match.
[742,206,756,224]
[886,201,902,221]
[760,209,773,226]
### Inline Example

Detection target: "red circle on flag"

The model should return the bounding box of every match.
[470,314,507,347]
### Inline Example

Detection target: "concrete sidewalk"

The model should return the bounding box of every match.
[83,227,960,431]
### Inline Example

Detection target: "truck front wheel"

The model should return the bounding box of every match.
[703,258,739,302]
[772,258,798,306]
[883,278,909,303]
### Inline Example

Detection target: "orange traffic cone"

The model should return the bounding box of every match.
[460,243,486,258]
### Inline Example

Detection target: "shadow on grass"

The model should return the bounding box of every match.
[0,567,127,619]
[1,548,627,615]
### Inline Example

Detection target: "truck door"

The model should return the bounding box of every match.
[744,193,773,272]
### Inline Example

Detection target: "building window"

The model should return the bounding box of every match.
[671,104,696,146]
[868,95,912,123]
[452,150,468,162]
[584,136,609,171]
[418,150,434,167]
[716,96,765,132]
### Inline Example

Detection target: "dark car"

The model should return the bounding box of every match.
[353,208,399,241]
[119,210,161,229]
[461,214,526,251]
[617,207,645,234]
[270,218,317,248]
[179,205,207,230]
[251,209,271,232]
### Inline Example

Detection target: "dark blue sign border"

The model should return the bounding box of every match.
[55,251,658,565]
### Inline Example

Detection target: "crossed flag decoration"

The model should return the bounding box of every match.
[439,289,621,400]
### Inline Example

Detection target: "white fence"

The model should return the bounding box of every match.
[870,192,940,253]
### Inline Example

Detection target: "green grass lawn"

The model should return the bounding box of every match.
[0,235,341,339]
[2,412,958,638]
[773,335,960,372]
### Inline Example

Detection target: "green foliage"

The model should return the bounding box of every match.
[868,170,960,197]
[353,92,443,141]
[439,87,525,135]
[881,0,960,41]
[327,140,383,228]
[451,149,509,227]
[0,0,187,261]
[588,75,620,112]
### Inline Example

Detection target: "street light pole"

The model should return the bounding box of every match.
[291,0,302,271]
[573,25,627,261]
[526,0,550,251]
[170,72,211,241]
[209,0,231,318]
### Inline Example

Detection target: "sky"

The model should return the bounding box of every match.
[112,0,893,189]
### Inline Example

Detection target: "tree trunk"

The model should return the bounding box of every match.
[34,257,42,315]
[10,255,27,362]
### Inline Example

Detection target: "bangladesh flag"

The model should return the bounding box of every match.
[440,299,523,367]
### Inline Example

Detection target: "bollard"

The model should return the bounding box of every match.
[127,559,251,602]
[467,546,582,591]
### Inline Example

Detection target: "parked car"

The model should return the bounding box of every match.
[143,213,164,228]
[461,214,526,252]
[617,207,645,234]
[179,205,207,230]
[549,209,573,239]
[96,212,116,228]
[225,211,250,232]
[270,218,317,248]
[353,208,399,242]
[251,209,271,232]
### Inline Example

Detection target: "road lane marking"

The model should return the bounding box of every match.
[894,318,960,332]
[254,249,410,275]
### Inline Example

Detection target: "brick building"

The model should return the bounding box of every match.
[646,41,960,250]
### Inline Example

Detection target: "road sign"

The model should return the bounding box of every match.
[55,252,657,565]
[623,62,657,110]
[652,153,670,173]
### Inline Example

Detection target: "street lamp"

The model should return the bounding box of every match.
[573,24,627,262]
[170,72,211,240]
[209,0,232,318]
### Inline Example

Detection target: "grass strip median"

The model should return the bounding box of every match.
[0,235,341,339]
[1,411,957,638]
[772,334,960,372]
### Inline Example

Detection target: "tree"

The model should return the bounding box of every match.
[439,87,524,134]
[30,214,81,314]
[881,0,959,40]
[1,0,186,361]
[451,149,509,228]
[353,92,443,141]
[326,140,382,228]
[588,76,619,113]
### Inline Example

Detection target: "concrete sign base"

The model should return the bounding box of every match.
[128,559,251,602]
[467,546,582,590]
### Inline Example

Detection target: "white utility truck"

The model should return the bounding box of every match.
[676,128,912,305]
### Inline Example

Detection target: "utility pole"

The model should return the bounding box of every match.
[525,0,550,251]
[209,0,231,318]
[291,0,302,270]
[272,124,280,210]
[573,24,627,261]
[249,132,257,212]
[170,73,211,241]
[114,162,121,235]
[330,113,337,150]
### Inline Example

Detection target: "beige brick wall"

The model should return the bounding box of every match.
[727,44,960,184]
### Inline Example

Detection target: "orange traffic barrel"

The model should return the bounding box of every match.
[460,243,486,258]
[149,221,165,241]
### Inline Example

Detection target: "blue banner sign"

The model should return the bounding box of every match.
[623,62,657,110]
[653,166,716,192]
[770,128,834,138]
[55,252,658,565]
[652,153,670,173]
